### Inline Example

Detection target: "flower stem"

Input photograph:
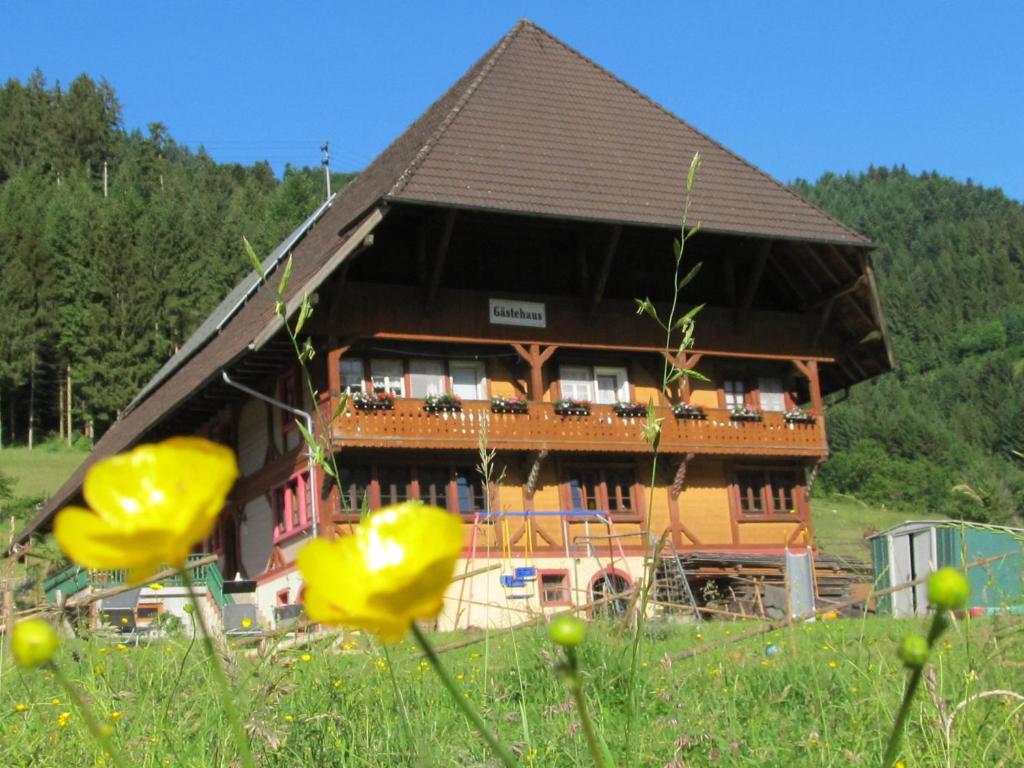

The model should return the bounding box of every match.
[411,624,517,768]
[50,662,130,768]
[180,567,257,768]
[881,612,949,767]
[565,648,617,768]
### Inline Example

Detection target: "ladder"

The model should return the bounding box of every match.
[650,539,703,626]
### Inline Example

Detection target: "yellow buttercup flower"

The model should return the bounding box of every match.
[53,437,238,584]
[297,502,463,643]
[11,619,59,669]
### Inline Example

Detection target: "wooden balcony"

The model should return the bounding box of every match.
[329,398,828,457]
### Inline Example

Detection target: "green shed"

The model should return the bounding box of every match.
[868,521,1023,617]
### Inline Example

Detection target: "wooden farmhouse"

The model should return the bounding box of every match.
[21,21,892,631]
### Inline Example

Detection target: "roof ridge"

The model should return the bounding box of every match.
[524,22,869,245]
[388,22,527,198]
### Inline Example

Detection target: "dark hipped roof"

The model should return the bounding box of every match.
[386,21,869,245]
[14,19,874,546]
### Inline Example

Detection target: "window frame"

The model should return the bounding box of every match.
[728,465,807,522]
[271,471,312,543]
[538,569,572,607]
[333,462,491,522]
[561,463,643,523]
[558,363,631,404]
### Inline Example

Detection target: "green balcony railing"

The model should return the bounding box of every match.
[43,554,233,608]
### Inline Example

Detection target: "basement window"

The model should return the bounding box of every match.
[538,570,571,606]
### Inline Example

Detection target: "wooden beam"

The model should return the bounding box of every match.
[589,224,622,313]
[741,240,772,309]
[805,274,866,311]
[802,244,841,286]
[827,244,859,280]
[425,209,457,310]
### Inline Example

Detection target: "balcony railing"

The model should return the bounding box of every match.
[329,398,827,456]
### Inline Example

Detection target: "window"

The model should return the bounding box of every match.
[732,468,803,518]
[539,570,571,606]
[371,358,405,397]
[759,377,786,412]
[723,379,746,409]
[454,466,487,515]
[272,472,312,542]
[378,466,413,506]
[418,466,451,509]
[340,359,365,394]
[594,366,629,404]
[334,463,486,519]
[566,466,639,520]
[559,364,629,404]
[409,359,446,398]
[559,365,594,401]
[450,360,486,400]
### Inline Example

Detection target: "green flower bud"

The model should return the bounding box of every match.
[11,620,59,669]
[547,615,586,648]
[182,604,194,615]
[898,634,929,668]
[927,568,970,611]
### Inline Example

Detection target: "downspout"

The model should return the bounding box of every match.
[221,371,319,539]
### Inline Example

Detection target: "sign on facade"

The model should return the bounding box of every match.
[488,298,547,328]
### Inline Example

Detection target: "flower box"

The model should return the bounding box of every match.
[553,398,591,416]
[612,401,647,418]
[784,408,815,424]
[491,396,529,414]
[672,402,706,420]
[729,406,763,422]
[350,392,395,410]
[423,393,463,413]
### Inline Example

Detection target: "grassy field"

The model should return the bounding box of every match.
[811,494,938,563]
[0,444,87,500]
[1,615,1021,766]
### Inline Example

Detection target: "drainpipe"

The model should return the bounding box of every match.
[221,371,319,539]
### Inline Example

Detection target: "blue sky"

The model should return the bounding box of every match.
[4,2,1023,200]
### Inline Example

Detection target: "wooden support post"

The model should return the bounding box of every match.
[664,351,704,401]
[589,224,622,314]
[512,343,558,401]
[741,240,772,310]
[425,209,456,310]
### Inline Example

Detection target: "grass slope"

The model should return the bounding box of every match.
[810,494,941,563]
[0,445,87,500]
[1,616,1021,766]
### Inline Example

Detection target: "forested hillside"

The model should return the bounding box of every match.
[0,71,352,444]
[793,168,1024,525]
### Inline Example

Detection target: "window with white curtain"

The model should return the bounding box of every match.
[759,377,786,412]
[370,359,405,397]
[558,365,595,401]
[450,360,485,400]
[409,359,446,398]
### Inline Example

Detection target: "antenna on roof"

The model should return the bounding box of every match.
[321,141,331,201]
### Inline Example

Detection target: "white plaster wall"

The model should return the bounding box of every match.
[240,495,273,579]
[435,556,644,631]
[255,568,305,627]
[237,398,268,476]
